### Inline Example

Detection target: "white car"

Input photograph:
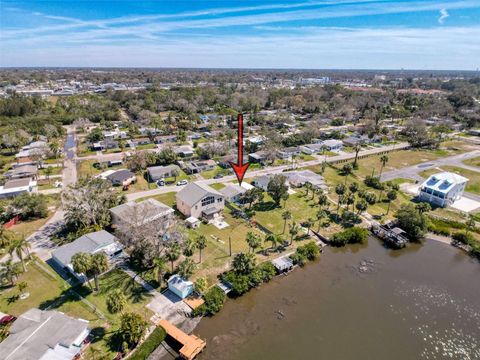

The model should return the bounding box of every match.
[176,180,188,186]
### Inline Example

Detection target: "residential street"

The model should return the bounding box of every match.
[380,149,480,182]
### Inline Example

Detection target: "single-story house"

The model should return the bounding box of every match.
[52,230,123,281]
[248,151,268,164]
[300,143,324,155]
[418,172,468,207]
[272,256,294,273]
[154,135,177,144]
[284,170,327,190]
[168,274,194,299]
[147,164,181,182]
[220,184,247,203]
[110,198,174,231]
[91,140,118,151]
[0,308,90,360]
[0,178,37,199]
[342,136,364,147]
[277,147,302,159]
[4,164,38,180]
[244,135,265,146]
[251,174,274,191]
[176,182,225,220]
[106,169,136,186]
[133,137,152,146]
[174,145,194,158]
[184,159,216,174]
[321,139,343,151]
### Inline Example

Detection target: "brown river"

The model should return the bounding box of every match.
[165,239,480,360]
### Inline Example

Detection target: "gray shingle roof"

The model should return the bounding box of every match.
[106,169,135,183]
[176,182,223,207]
[110,199,173,225]
[52,230,118,266]
[0,308,89,360]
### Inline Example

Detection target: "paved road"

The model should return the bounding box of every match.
[126,142,410,201]
[381,150,480,182]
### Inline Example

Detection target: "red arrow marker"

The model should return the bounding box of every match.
[229,113,250,186]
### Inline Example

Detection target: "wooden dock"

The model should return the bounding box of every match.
[155,319,206,360]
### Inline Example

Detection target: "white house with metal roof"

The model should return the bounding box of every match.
[167,274,194,299]
[418,172,468,207]
[176,182,224,220]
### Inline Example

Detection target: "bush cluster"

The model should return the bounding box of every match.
[290,241,321,266]
[330,227,368,246]
[223,261,276,297]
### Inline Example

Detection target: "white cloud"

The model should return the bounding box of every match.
[439,8,450,24]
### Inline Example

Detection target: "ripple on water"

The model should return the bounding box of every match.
[394,283,480,360]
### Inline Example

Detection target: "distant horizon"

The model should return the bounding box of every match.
[1,1,479,69]
[0,66,478,73]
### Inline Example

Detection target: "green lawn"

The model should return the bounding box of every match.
[200,166,231,180]
[463,156,480,168]
[75,268,154,323]
[187,207,263,284]
[137,192,177,207]
[39,167,62,176]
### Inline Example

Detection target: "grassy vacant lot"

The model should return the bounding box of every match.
[463,156,480,168]
[420,166,480,195]
[188,207,263,284]
[200,165,231,180]
[75,269,154,323]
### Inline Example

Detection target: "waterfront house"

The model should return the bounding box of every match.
[52,230,123,281]
[176,182,224,220]
[0,308,90,360]
[168,274,194,299]
[418,172,468,207]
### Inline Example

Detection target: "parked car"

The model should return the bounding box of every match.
[157,179,165,187]
[213,173,223,179]
[0,313,16,325]
[176,180,188,186]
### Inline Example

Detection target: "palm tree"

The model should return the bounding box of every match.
[317,192,328,209]
[265,233,279,251]
[246,232,262,253]
[165,243,181,273]
[335,183,346,216]
[289,222,300,245]
[71,252,93,289]
[345,193,355,212]
[316,209,327,232]
[13,236,31,272]
[341,163,353,186]
[304,183,312,197]
[386,190,397,215]
[171,169,179,182]
[353,144,361,168]
[152,257,167,287]
[305,218,315,235]
[177,258,196,279]
[355,199,368,216]
[379,155,389,178]
[466,215,476,235]
[91,253,108,291]
[0,228,14,249]
[281,210,292,234]
[0,259,20,286]
[44,166,53,183]
[232,252,256,275]
[196,235,207,263]
[183,237,197,257]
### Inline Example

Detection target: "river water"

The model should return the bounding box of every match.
[193,239,480,360]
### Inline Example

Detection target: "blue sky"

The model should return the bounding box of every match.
[0,0,479,69]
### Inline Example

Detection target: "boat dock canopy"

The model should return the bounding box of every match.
[157,319,206,360]
[272,256,294,272]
